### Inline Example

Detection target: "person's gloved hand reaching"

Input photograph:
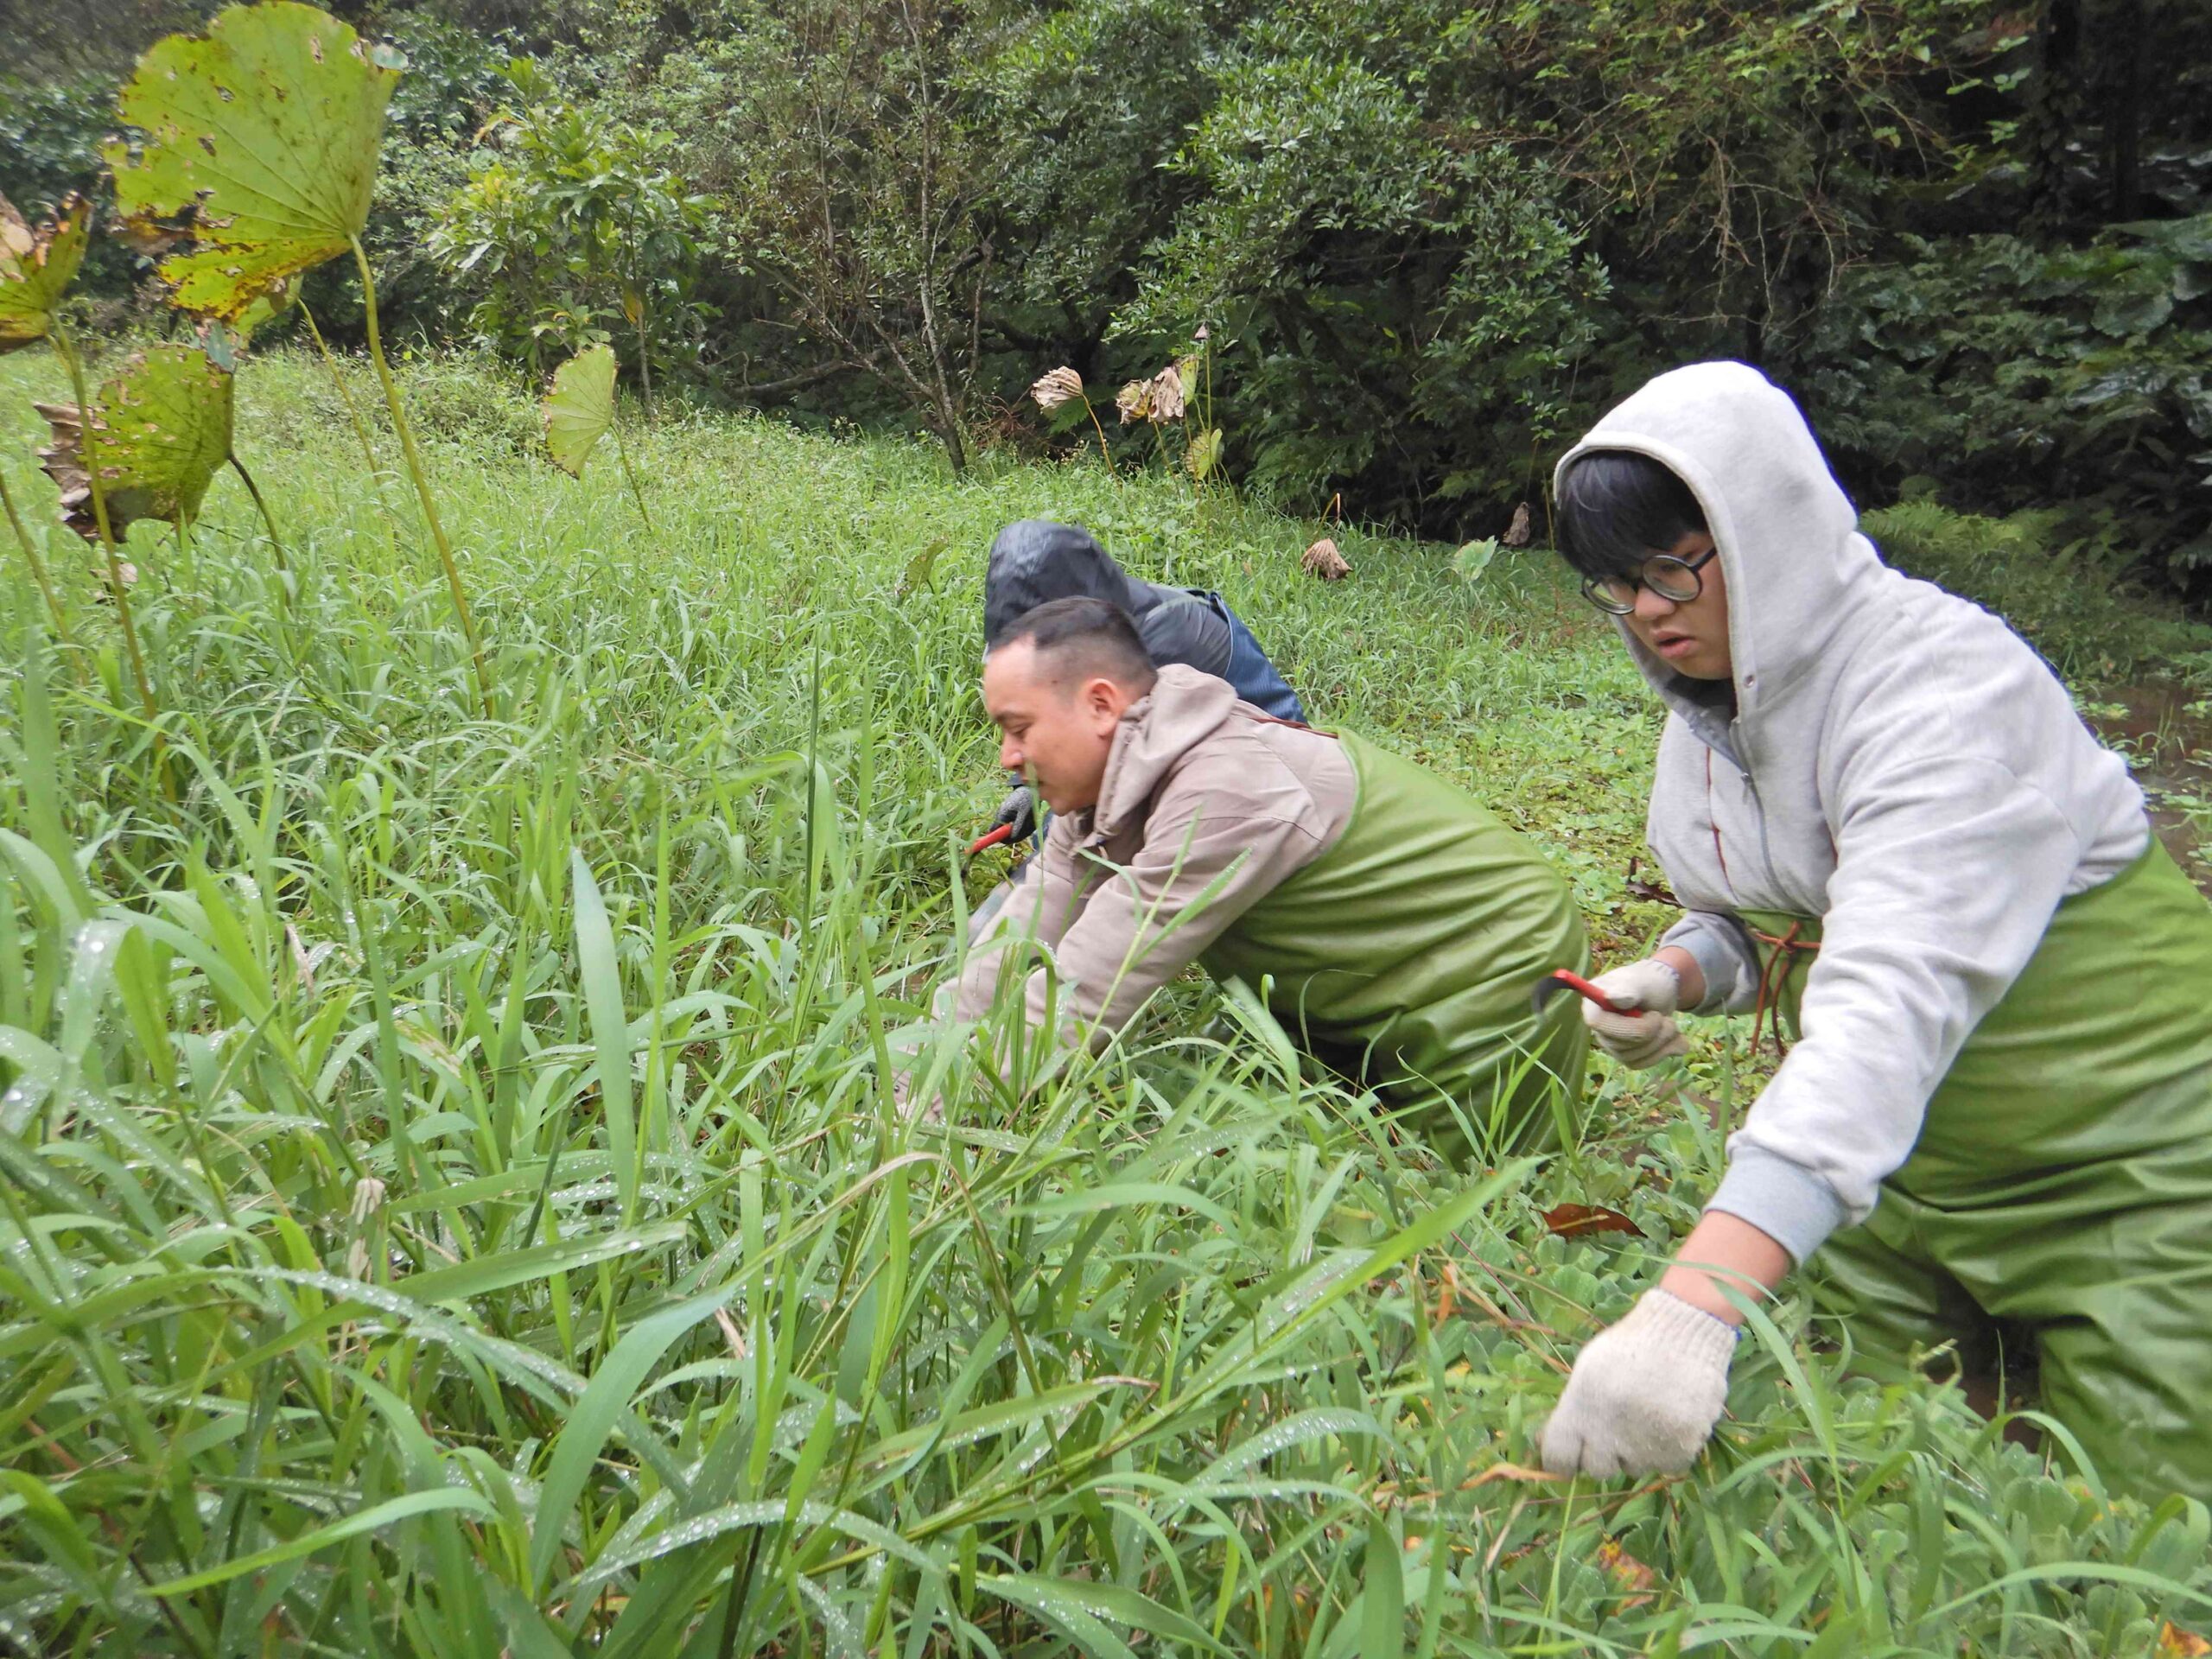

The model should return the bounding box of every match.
[1582,957,1689,1068]
[992,779,1039,845]
[1538,1289,1736,1475]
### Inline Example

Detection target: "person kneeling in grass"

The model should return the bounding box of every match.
[974,518,1303,856]
[949,594,1589,1160]
[1536,360,2212,1502]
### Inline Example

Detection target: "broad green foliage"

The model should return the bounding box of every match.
[32,344,235,539]
[0,346,2205,1653]
[105,1,404,319]
[543,341,617,475]
[428,94,709,379]
[0,192,89,353]
[1808,214,2212,598]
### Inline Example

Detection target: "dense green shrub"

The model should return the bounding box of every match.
[428,80,712,391]
[1808,215,2212,602]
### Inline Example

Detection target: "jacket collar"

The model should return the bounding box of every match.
[1071,664,1240,844]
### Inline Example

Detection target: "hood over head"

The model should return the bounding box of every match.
[984,520,1230,677]
[1553,362,1885,727]
[1090,664,1239,840]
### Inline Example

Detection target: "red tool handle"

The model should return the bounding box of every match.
[965,822,1016,858]
[1532,967,1639,1016]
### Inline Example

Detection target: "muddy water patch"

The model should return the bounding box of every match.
[2082,682,2212,894]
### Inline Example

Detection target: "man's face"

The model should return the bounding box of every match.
[982,639,1135,814]
[1620,531,1733,682]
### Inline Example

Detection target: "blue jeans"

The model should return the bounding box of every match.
[1199,592,1303,721]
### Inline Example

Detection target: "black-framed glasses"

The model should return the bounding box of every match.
[1580,546,1719,615]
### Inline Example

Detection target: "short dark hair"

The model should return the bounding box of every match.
[1554,450,1709,581]
[993,595,1159,694]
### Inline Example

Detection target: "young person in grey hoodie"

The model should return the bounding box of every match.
[1535,361,2212,1501]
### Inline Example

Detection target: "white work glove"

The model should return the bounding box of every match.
[1539,1289,1737,1477]
[1582,957,1688,1069]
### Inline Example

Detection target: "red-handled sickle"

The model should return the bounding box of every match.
[965,822,1016,858]
[1531,967,1641,1017]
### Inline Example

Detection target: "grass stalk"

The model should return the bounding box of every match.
[227,454,287,578]
[0,467,72,647]
[611,416,655,534]
[297,298,400,556]
[52,323,156,720]
[347,235,493,719]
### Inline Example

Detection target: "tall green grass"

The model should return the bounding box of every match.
[0,346,2206,1656]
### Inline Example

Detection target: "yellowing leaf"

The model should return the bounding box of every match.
[1454,537,1498,583]
[544,343,617,477]
[1187,427,1224,480]
[2159,1624,2212,1659]
[106,3,404,321]
[1593,1537,1656,1608]
[35,345,235,541]
[1116,377,1154,424]
[0,193,91,354]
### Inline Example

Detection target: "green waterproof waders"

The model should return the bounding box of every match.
[1745,841,2212,1503]
[1199,732,1590,1160]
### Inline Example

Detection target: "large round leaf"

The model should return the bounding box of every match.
[35,346,236,541]
[545,344,617,477]
[0,193,91,353]
[105,2,405,321]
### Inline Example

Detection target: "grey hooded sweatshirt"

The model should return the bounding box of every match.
[1557,362,2149,1264]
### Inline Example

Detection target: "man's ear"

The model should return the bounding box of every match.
[1081,675,1127,724]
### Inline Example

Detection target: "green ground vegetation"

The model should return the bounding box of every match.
[1,344,2209,1656]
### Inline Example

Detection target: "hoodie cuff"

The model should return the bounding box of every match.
[1659,914,1756,1014]
[1705,1147,1851,1267]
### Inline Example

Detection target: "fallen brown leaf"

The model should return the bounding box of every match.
[1503,500,1533,546]
[1465,1461,1567,1488]
[1541,1201,1641,1237]
[1594,1537,1656,1608]
[2158,1624,2212,1659]
[1302,537,1351,580]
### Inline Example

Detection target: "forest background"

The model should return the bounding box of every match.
[4,0,2211,610]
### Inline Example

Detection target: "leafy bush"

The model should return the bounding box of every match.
[1108,52,1607,518]
[1807,215,2212,602]
[428,83,713,392]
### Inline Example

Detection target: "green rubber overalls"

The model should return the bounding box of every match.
[1200,732,1591,1161]
[1745,841,2212,1501]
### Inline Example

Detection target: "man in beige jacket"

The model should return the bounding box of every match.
[950,595,1590,1159]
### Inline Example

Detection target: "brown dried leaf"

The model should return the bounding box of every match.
[2158,1624,2212,1659]
[1030,365,1084,412]
[1541,1202,1641,1237]
[1116,377,1153,424]
[1146,364,1185,423]
[1503,500,1533,546]
[0,196,33,264]
[1465,1461,1567,1489]
[1302,537,1351,580]
[1594,1538,1656,1608]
